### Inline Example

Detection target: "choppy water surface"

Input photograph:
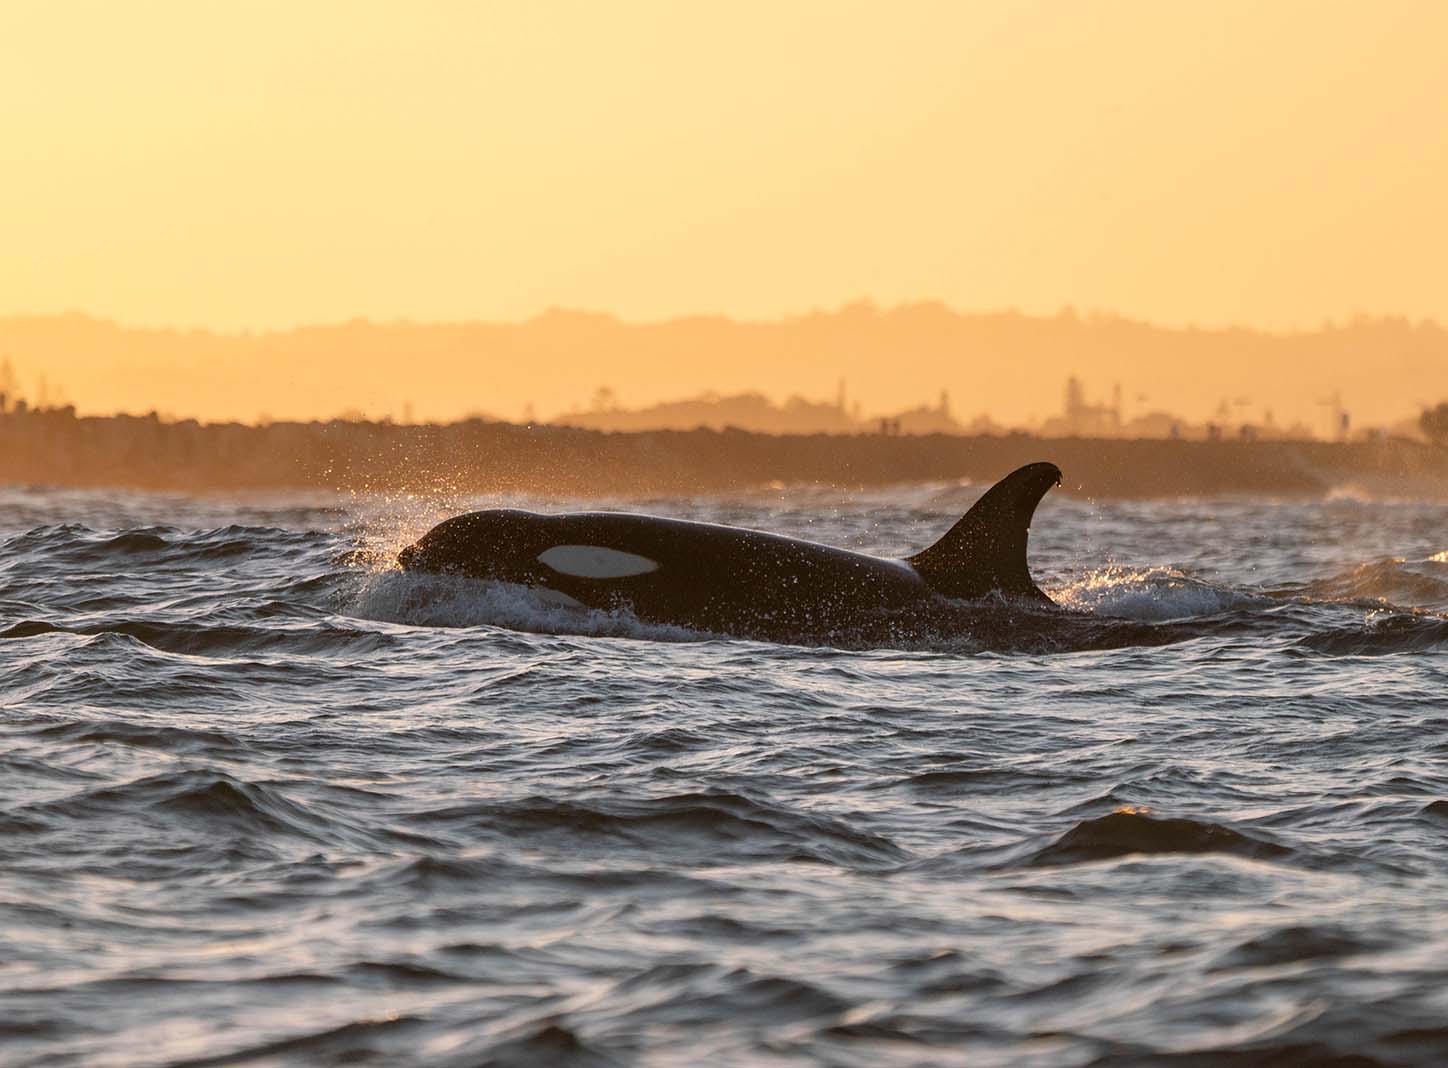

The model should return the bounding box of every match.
[3,480,1448,1067]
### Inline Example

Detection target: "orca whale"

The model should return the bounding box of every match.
[396,461,1062,641]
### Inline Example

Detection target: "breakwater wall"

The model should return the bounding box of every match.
[3,408,1445,499]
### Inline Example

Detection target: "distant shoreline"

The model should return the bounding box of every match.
[3,408,1446,499]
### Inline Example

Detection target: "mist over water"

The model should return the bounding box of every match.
[3,482,1448,1066]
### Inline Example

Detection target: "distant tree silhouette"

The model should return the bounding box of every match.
[1422,402,1448,445]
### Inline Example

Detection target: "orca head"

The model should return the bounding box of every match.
[397,511,530,578]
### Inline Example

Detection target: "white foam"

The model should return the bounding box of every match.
[343,569,703,642]
[1051,566,1253,621]
[529,586,586,609]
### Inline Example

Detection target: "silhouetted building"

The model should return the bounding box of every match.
[1040,375,1123,436]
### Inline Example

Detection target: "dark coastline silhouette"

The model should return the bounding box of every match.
[2,406,1445,499]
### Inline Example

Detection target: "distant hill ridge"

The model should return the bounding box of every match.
[3,304,1446,431]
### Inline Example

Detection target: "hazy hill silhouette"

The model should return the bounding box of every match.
[556,390,862,434]
[4,304,1446,431]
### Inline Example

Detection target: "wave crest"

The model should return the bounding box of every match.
[1022,810,1292,867]
[1303,555,1448,611]
[346,570,706,642]
[1052,566,1256,621]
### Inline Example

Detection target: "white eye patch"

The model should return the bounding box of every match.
[538,544,660,579]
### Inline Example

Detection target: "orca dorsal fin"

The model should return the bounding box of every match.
[907,462,1062,602]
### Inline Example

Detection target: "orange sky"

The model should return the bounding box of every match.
[5,1,1447,334]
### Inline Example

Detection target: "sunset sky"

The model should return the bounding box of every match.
[6,0,1447,333]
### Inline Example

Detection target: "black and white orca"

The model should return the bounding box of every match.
[397,461,1062,641]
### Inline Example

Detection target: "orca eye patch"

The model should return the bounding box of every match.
[538,545,660,579]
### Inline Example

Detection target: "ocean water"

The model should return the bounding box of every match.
[3,479,1448,1067]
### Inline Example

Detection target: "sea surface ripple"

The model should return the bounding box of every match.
[3,481,1448,1067]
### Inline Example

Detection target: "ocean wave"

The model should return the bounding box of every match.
[1208,923,1385,972]
[1,617,397,659]
[9,489,1448,1068]
[462,1021,623,1068]
[345,570,708,643]
[1021,810,1293,867]
[1052,566,1260,621]
[410,791,909,870]
[2,523,319,567]
[591,962,850,1030]
[1300,555,1448,611]
[26,770,336,844]
[31,720,239,755]
[1293,613,1448,656]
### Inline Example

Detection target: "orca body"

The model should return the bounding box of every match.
[397,462,1062,641]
